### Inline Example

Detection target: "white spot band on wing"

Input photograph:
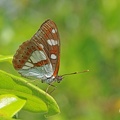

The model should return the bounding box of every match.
[18,63,54,83]
[30,50,47,63]
[25,62,34,67]
[52,29,56,33]
[30,56,38,63]
[47,39,58,46]
[39,51,46,60]
[51,54,57,59]
[22,66,31,69]
[39,44,44,48]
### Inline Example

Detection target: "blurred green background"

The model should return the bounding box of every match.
[0,0,120,120]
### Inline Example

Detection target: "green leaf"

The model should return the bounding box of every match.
[0,55,12,63]
[0,116,18,120]
[0,70,60,117]
[0,94,26,118]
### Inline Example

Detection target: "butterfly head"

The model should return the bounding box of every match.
[55,75,63,83]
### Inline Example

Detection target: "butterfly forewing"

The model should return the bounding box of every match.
[31,19,60,78]
[12,19,60,83]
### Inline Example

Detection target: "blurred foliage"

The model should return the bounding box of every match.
[0,0,120,120]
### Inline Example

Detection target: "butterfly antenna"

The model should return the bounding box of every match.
[61,70,89,77]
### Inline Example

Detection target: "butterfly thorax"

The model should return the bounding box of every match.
[41,75,63,83]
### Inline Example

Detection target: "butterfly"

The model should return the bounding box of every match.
[12,19,63,83]
[12,19,89,84]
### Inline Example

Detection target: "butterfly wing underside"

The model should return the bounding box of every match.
[12,19,60,83]
[31,19,60,78]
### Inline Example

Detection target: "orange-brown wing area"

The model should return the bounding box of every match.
[12,40,50,70]
[31,19,60,77]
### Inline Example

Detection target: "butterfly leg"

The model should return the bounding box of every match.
[46,83,57,94]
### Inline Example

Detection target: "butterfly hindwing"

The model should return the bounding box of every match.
[12,40,53,80]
